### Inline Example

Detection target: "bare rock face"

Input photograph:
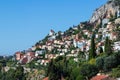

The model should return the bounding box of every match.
[89,1,119,23]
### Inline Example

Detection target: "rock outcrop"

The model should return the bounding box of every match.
[89,1,119,23]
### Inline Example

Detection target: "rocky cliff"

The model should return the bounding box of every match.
[89,1,119,23]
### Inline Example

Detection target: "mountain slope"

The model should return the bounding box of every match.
[90,1,120,23]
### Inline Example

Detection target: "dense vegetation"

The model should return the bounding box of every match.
[46,51,120,80]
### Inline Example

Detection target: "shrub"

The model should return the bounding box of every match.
[96,57,104,71]
[103,55,117,71]
[89,58,96,65]
[80,63,98,79]
[111,65,120,78]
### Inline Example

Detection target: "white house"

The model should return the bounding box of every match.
[35,50,45,57]
[60,53,65,56]
[73,39,77,47]
[113,41,120,51]
[31,46,36,51]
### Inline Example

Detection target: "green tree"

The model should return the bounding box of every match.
[103,55,117,71]
[96,57,105,71]
[70,67,81,80]
[14,65,25,80]
[0,63,3,79]
[89,34,96,59]
[5,68,16,80]
[80,63,98,79]
[47,58,61,80]
[47,56,70,80]
[76,75,85,80]
[111,65,120,78]
[114,51,120,65]
[0,63,2,71]
[104,37,112,55]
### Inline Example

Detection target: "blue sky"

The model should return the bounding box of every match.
[0,0,107,56]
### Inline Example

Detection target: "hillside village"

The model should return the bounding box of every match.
[0,0,120,80]
[15,8,120,65]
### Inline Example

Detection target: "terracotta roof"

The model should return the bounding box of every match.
[15,51,22,54]
[29,52,35,57]
[21,57,28,64]
[91,75,108,80]
[43,77,48,80]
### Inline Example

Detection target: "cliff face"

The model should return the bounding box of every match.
[89,1,119,23]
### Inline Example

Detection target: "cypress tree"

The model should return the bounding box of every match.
[89,34,96,59]
[104,37,112,55]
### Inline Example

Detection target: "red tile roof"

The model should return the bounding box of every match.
[43,77,48,80]
[21,57,28,64]
[91,75,108,80]
[15,51,22,54]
